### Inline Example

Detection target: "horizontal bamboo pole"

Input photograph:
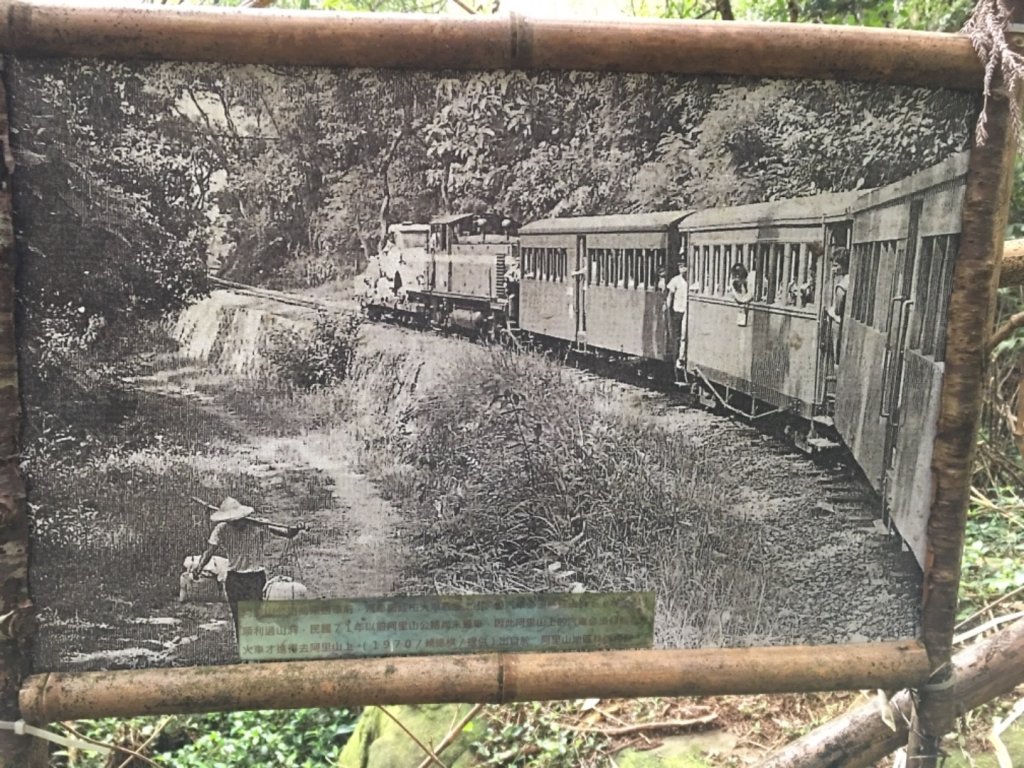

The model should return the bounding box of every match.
[0,0,983,89]
[761,618,1024,768]
[20,641,929,723]
[521,19,980,88]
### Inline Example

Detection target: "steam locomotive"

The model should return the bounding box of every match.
[363,151,969,568]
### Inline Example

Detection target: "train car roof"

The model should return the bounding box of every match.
[431,213,478,225]
[520,211,692,236]
[680,190,866,230]
[853,151,970,211]
[389,222,430,233]
[431,212,518,226]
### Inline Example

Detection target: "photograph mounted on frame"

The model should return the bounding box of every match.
[5,51,983,674]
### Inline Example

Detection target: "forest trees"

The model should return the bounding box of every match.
[10,58,978,371]
[11,59,211,387]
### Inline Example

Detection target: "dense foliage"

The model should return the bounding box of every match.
[12,61,210,385]
[58,708,357,768]
[270,310,365,390]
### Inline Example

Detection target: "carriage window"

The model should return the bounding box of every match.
[851,243,870,323]
[932,235,958,361]
[721,245,730,295]
[704,245,713,294]
[702,245,711,295]
[914,234,958,359]
[872,242,891,331]
[910,237,935,352]
[851,241,885,326]
[710,246,719,294]
[753,244,766,302]
[723,244,732,293]
[788,244,801,305]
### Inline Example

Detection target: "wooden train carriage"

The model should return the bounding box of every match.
[424,213,518,306]
[836,151,969,566]
[683,191,862,420]
[518,212,688,358]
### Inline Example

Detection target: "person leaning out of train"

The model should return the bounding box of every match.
[729,263,755,303]
[665,262,689,366]
[825,248,850,363]
[729,262,757,326]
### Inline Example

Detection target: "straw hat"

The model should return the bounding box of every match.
[211,497,255,522]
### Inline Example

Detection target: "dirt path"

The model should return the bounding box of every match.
[119,301,411,664]
[251,432,405,599]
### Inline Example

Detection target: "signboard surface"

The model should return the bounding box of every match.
[239,592,655,660]
[8,56,978,672]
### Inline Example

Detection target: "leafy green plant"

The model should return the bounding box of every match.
[55,708,358,768]
[959,487,1024,622]
[472,702,601,768]
[270,310,364,391]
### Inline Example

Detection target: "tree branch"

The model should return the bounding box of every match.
[761,617,1024,768]
[988,310,1024,351]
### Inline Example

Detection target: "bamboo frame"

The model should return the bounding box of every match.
[20,642,930,722]
[0,1,982,87]
[0,0,1012,731]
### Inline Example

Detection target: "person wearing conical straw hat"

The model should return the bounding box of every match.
[191,497,301,640]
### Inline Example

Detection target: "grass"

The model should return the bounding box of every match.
[322,342,775,647]
[26,365,336,669]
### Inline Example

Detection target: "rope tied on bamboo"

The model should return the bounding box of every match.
[963,0,1024,144]
[0,719,110,755]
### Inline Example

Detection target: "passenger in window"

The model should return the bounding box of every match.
[789,248,818,308]
[826,248,850,364]
[665,262,689,367]
[729,263,755,305]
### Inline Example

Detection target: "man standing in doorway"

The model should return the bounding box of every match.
[665,262,689,368]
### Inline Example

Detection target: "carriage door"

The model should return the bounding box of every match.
[575,236,587,342]
[881,198,923,477]
[818,222,852,407]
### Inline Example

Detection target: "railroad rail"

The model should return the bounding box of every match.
[208,275,346,312]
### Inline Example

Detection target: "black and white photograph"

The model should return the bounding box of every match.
[8,57,979,671]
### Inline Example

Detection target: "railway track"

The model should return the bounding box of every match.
[208,275,349,312]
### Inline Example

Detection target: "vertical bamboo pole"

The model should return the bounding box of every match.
[0,59,44,768]
[908,16,1024,766]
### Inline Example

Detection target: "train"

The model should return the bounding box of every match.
[362,151,970,568]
